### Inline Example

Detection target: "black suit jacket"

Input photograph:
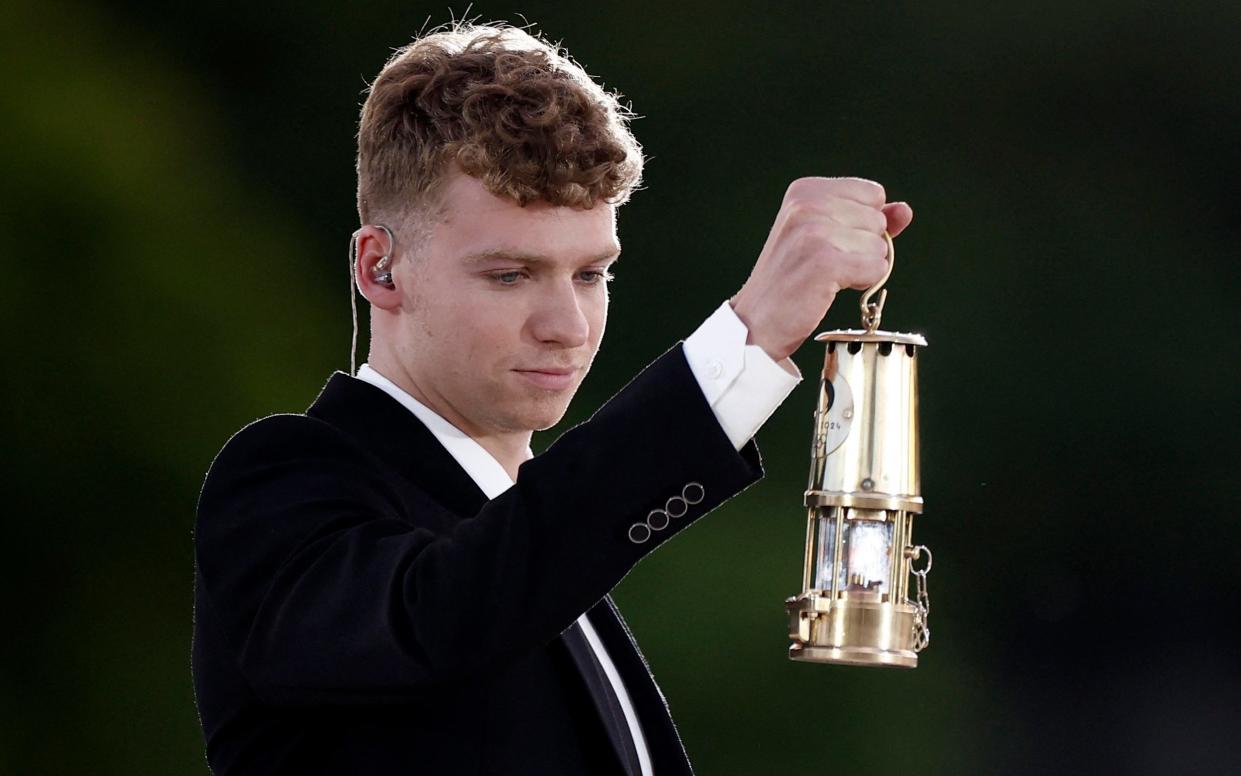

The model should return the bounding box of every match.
[193,345,764,774]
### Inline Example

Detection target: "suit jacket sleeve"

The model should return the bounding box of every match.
[195,345,764,706]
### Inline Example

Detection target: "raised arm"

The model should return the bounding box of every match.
[194,345,761,706]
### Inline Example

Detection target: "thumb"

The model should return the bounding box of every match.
[882,202,914,237]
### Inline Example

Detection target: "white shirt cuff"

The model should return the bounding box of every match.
[683,301,802,450]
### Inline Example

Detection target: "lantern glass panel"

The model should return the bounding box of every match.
[812,512,839,591]
[843,515,893,596]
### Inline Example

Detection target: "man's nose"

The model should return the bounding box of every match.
[528,279,590,348]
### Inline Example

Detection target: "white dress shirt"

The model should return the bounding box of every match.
[355,300,799,775]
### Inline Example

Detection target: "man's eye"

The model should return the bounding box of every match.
[491,271,524,285]
[578,270,615,285]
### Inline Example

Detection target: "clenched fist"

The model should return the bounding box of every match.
[730,177,913,362]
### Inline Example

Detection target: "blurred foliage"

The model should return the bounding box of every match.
[4,0,1239,774]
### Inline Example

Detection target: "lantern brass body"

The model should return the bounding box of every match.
[785,329,929,668]
[784,230,932,669]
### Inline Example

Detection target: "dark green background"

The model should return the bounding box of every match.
[5,1,1239,773]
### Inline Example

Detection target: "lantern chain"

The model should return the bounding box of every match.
[908,544,932,652]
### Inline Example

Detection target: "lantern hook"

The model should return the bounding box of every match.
[859,231,895,333]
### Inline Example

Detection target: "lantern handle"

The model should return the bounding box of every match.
[859,231,895,333]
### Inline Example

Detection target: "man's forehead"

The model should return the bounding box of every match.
[427,172,621,261]
[460,246,622,265]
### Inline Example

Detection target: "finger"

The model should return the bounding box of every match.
[785,176,885,208]
[828,177,886,207]
[822,225,889,258]
[823,197,888,234]
[843,245,894,290]
[882,202,913,237]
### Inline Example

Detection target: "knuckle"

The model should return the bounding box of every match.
[837,176,885,205]
[785,176,828,200]
[859,178,887,204]
[782,196,830,226]
[782,197,811,221]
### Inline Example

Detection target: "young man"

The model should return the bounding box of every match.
[193,23,912,776]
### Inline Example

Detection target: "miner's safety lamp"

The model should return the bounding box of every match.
[785,233,933,668]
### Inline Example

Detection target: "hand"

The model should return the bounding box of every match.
[730,177,913,361]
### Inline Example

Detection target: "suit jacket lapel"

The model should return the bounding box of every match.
[588,596,696,776]
[306,372,488,518]
[561,619,643,776]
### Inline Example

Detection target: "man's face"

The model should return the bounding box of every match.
[389,169,619,439]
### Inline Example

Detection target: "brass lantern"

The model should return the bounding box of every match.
[785,233,933,668]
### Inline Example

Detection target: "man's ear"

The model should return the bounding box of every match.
[355,224,401,310]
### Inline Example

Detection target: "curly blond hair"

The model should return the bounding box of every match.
[355,23,644,228]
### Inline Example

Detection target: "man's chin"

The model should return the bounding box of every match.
[513,394,576,432]
[528,405,572,432]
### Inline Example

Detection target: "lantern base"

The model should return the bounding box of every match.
[789,643,917,668]
[785,593,919,669]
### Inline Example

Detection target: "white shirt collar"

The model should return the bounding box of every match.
[354,363,528,500]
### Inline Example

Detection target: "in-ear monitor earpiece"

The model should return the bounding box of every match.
[371,224,396,288]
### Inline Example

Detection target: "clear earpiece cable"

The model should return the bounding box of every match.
[348,231,359,376]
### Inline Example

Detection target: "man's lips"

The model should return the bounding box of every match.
[513,367,579,391]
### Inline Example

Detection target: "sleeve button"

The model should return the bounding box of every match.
[683,482,705,505]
